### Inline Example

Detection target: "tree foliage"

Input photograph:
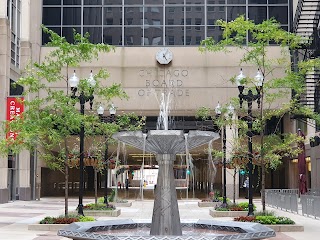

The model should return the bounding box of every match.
[0,27,143,172]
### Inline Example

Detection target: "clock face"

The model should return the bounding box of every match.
[156,48,173,64]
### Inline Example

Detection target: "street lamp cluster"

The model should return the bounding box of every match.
[68,70,116,215]
[236,68,264,216]
[97,104,117,206]
[215,102,234,207]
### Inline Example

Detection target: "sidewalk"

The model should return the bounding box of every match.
[0,197,319,240]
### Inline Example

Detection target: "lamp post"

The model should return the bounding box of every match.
[236,68,263,216]
[97,104,116,206]
[69,70,96,216]
[215,102,234,207]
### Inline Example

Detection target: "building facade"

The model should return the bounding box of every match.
[1,0,319,203]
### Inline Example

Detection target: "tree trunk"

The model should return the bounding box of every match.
[94,168,98,205]
[64,159,69,216]
[233,168,236,204]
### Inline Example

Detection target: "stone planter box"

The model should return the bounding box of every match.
[28,224,67,231]
[209,209,248,217]
[198,201,221,208]
[110,201,132,207]
[265,224,304,232]
[83,209,121,217]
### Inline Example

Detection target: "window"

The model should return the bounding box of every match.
[8,0,21,67]
[41,0,290,46]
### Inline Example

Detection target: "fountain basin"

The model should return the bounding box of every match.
[57,219,276,240]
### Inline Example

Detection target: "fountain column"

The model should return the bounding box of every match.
[150,154,182,236]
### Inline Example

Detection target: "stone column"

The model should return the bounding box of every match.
[225,116,239,199]
[0,1,10,203]
[18,150,31,200]
[150,154,182,236]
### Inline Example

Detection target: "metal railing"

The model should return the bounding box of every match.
[265,189,299,213]
[301,194,320,219]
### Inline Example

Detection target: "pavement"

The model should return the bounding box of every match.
[0,196,319,240]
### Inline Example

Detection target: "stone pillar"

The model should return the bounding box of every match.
[225,116,239,200]
[18,150,31,200]
[150,154,182,236]
[0,6,10,203]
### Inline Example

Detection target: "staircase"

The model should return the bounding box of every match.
[293,0,320,111]
[293,0,320,41]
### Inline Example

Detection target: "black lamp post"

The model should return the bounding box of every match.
[97,104,117,206]
[215,102,234,207]
[69,70,95,216]
[236,68,263,216]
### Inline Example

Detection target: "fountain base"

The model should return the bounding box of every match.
[58,219,276,240]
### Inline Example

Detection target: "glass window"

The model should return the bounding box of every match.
[125,7,143,25]
[269,6,288,24]
[104,0,122,4]
[248,0,267,4]
[248,6,267,24]
[186,7,204,22]
[83,7,102,25]
[43,0,61,4]
[62,27,80,43]
[166,7,184,25]
[186,0,204,3]
[166,27,184,46]
[104,7,122,25]
[228,0,245,4]
[42,27,61,45]
[10,79,24,96]
[124,0,143,4]
[144,27,163,45]
[103,27,122,45]
[43,7,61,25]
[63,0,81,5]
[124,27,143,45]
[83,27,102,43]
[84,0,102,4]
[166,0,184,4]
[269,0,288,3]
[227,6,245,22]
[208,6,215,12]
[186,28,204,45]
[145,0,162,4]
[207,18,216,25]
[207,26,223,42]
[63,7,81,25]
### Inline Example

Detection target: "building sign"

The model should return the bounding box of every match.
[137,68,190,97]
[6,97,24,140]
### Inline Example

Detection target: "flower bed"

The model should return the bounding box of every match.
[28,215,95,231]
[209,202,256,217]
[82,203,121,217]
[233,212,304,232]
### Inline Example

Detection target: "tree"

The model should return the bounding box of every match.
[0,28,142,216]
[199,16,320,211]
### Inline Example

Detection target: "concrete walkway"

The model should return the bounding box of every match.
[0,197,319,240]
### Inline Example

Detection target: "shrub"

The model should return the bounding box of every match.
[79,216,95,222]
[256,216,295,225]
[237,202,256,211]
[39,216,55,224]
[83,203,115,210]
[255,210,275,216]
[234,216,256,222]
[40,215,95,224]
[234,215,295,225]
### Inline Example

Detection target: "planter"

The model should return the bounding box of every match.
[28,224,67,231]
[209,209,248,217]
[110,201,132,207]
[198,202,221,208]
[265,224,304,232]
[83,209,121,217]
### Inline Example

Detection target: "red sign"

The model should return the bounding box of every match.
[6,97,24,140]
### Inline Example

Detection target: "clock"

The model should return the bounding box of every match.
[156,48,173,64]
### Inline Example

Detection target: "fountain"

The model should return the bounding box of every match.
[58,93,276,239]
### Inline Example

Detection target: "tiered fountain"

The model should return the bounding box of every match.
[58,93,276,240]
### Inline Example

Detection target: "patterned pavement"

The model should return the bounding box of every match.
[0,196,318,240]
